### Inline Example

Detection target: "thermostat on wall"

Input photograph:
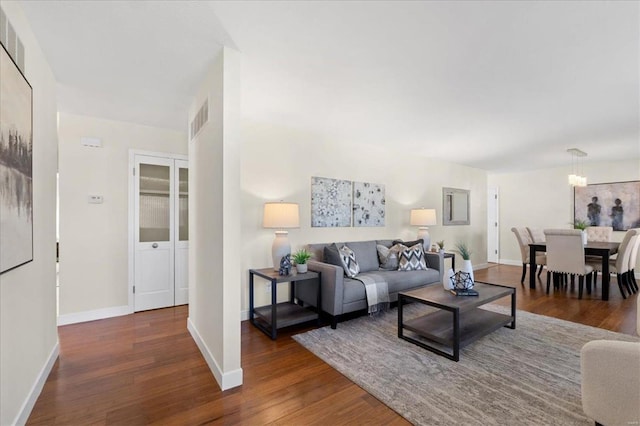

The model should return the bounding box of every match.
[88,195,104,204]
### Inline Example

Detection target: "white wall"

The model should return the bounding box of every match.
[0,3,59,425]
[187,47,242,390]
[240,129,488,311]
[57,113,186,320]
[489,158,640,270]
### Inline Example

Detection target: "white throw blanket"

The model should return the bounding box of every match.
[354,273,390,315]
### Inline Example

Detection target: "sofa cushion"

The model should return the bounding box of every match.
[343,269,439,304]
[374,269,440,294]
[323,243,343,267]
[343,240,379,273]
[376,239,395,248]
[339,244,360,278]
[398,244,428,271]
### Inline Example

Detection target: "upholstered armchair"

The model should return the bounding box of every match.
[511,227,546,284]
[581,298,640,426]
[526,227,545,244]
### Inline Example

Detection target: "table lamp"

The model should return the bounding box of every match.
[263,202,300,271]
[410,208,437,251]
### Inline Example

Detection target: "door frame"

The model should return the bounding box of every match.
[487,187,500,263]
[128,149,188,313]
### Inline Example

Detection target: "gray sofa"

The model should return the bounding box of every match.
[296,239,444,328]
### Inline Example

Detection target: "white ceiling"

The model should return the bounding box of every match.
[20,1,639,172]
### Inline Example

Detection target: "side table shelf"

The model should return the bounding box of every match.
[249,268,321,340]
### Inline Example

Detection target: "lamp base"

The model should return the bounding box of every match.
[417,227,431,252]
[272,231,291,271]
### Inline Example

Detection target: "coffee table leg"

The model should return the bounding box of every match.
[510,291,516,329]
[453,309,460,362]
[398,295,404,339]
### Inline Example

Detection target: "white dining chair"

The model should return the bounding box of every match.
[628,229,640,293]
[586,226,613,242]
[544,229,593,298]
[587,229,638,299]
[511,227,546,284]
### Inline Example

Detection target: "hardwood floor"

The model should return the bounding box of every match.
[28,264,638,425]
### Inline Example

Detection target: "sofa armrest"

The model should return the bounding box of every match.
[424,251,444,284]
[581,340,640,425]
[307,260,345,316]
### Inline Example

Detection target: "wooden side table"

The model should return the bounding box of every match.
[249,268,321,340]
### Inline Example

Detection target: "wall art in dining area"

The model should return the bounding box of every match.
[311,176,352,227]
[1,43,33,274]
[353,181,385,227]
[574,181,640,231]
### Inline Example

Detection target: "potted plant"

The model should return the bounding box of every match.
[573,219,589,245]
[454,241,474,282]
[437,240,445,252]
[292,249,312,274]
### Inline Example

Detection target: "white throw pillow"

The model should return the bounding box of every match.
[339,244,360,278]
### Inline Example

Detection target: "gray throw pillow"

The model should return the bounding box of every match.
[338,244,360,278]
[377,243,404,270]
[323,243,343,267]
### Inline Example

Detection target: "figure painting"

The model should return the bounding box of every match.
[0,43,33,274]
[575,182,640,232]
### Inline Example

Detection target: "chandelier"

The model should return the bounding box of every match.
[567,148,587,187]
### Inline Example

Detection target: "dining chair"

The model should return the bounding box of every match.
[544,229,592,298]
[585,226,613,287]
[586,226,613,242]
[587,229,638,299]
[526,227,545,244]
[511,227,546,284]
[628,230,640,293]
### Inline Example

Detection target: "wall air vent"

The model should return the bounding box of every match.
[189,99,209,141]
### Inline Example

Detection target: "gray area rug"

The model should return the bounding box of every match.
[293,304,638,425]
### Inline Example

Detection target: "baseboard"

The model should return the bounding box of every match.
[473,262,489,270]
[187,317,243,391]
[13,342,59,426]
[57,305,131,326]
[499,259,522,267]
[241,310,249,321]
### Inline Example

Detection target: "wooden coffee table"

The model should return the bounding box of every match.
[398,282,515,361]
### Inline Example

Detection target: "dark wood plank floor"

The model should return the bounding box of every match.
[28,264,638,425]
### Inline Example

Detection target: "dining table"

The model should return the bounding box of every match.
[529,241,620,301]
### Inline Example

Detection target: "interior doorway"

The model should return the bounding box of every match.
[129,150,189,312]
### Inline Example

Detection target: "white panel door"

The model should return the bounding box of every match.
[174,160,189,305]
[487,187,499,263]
[134,155,175,311]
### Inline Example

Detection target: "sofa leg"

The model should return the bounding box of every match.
[331,316,338,329]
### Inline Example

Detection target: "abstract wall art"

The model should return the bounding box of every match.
[1,42,33,274]
[311,177,352,227]
[353,181,385,227]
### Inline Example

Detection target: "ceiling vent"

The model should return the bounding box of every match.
[190,99,209,141]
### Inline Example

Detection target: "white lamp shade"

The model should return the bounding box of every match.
[410,208,437,227]
[263,202,300,229]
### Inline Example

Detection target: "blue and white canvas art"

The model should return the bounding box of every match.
[353,181,385,227]
[311,177,352,227]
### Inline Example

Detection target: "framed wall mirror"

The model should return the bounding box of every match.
[443,187,470,226]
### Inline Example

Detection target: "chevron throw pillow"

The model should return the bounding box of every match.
[339,244,360,278]
[398,243,427,271]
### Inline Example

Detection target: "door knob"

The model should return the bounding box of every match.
[152,243,158,248]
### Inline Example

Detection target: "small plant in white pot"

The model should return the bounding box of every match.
[292,249,312,274]
[573,219,589,245]
[454,241,474,282]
